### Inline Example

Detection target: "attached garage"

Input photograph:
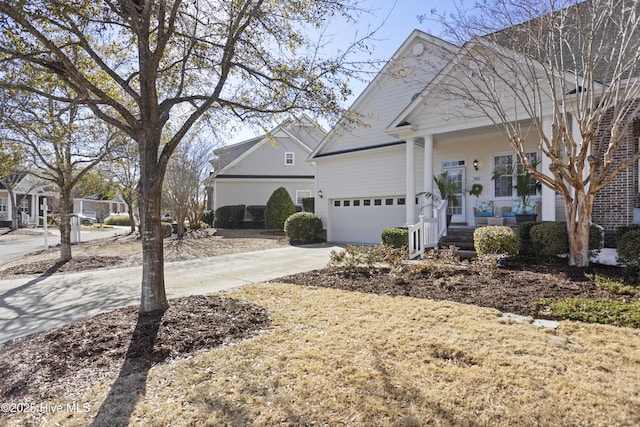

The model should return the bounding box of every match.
[329,196,406,244]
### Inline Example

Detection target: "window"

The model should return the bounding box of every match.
[493,152,539,198]
[19,197,29,214]
[334,200,341,207]
[353,200,360,206]
[295,190,311,205]
[374,199,382,206]
[363,199,371,206]
[285,152,294,165]
[385,198,394,206]
[397,198,406,205]
[493,154,513,197]
[0,198,7,220]
[343,200,351,207]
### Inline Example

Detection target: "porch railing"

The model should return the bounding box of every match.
[408,199,448,259]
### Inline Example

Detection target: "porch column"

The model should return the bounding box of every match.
[6,192,12,222]
[540,116,556,221]
[405,137,416,225]
[423,134,434,218]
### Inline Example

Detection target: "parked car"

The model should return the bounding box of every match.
[73,213,97,226]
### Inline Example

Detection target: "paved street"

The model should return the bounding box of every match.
[0,226,128,267]
[0,244,340,346]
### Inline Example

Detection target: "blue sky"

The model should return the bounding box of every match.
[225,0,458,144]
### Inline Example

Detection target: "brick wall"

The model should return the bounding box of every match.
[591,109,640,247]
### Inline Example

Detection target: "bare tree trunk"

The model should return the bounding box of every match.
[138,145,169,313]
[8,189,18,231]
[127,201,136,234]
[59,192,72,262]
[566,193,593,267]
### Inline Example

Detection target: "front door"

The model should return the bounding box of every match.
[443,166,466,223]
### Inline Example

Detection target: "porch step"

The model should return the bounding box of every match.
[439,225,476,250]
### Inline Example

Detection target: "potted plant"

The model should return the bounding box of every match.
[427,171,463,227]
[492,158,541,223]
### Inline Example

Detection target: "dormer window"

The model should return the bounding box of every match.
[285,152,294,165]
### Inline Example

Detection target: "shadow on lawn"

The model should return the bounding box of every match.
[90,309,166,427]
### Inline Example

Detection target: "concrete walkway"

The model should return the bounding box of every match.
[0,244,341,346]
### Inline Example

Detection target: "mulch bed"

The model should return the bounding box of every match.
[1,256,125,277]
[0,295,271,403]
[276,259,638,318]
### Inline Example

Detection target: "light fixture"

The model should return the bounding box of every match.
[318,190,323,198]
[473,159,479,171]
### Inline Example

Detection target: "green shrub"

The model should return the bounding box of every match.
[589,223,604,253]
[381,227,408,248]
[473,226,520,256]
[284,212,325,245]
[616,224,640,242]
[530,222,568,258]
[617,229,640,270]
[104,214,132,226]
[265,187,297,230]
[246,205,266,223]
[201,210,214,227]
[162,222,173,237]
[587,274,639,297]
[536,298,640,328]
[517,221,542,256]
[214,205,245,229]
[302,197,315,213]
[529,222,603,259]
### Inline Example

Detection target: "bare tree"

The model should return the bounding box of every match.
[111,139,140,234]
[2,96,117,262]
[164,138,211,239]
[0,0,374,312]
[436,0,640,266]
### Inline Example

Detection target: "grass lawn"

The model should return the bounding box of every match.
[37,282,640,427]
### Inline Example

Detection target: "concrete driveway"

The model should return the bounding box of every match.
[0,244,341,346]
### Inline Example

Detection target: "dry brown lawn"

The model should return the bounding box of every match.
[24,283,640,427]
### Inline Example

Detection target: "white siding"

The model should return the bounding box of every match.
[224,137,314,176]
[317,37,454,156]
[214,178,314,211]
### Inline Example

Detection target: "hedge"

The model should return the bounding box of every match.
[473,226,520,256]
[214,205,245,229]
[284,212,325,245]
[381,227,408,248]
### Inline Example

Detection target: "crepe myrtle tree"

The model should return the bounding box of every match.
[428,0,640,267]
[0,0,376,312]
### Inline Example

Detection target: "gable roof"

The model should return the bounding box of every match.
[0,172,27,190]
[210,115,325,177]
[387,1,633,134]
[310,30,457,159]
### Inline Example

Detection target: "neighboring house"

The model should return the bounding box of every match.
[0,173,55,227]
[207,116,326,214]
[73,196,128,221]
[311,25,639,245]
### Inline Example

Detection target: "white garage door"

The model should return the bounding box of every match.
[330,196,406,244]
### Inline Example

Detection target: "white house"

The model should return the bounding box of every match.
[0,173,53,227]
[310,29,584,244]
[207,115,326,212]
